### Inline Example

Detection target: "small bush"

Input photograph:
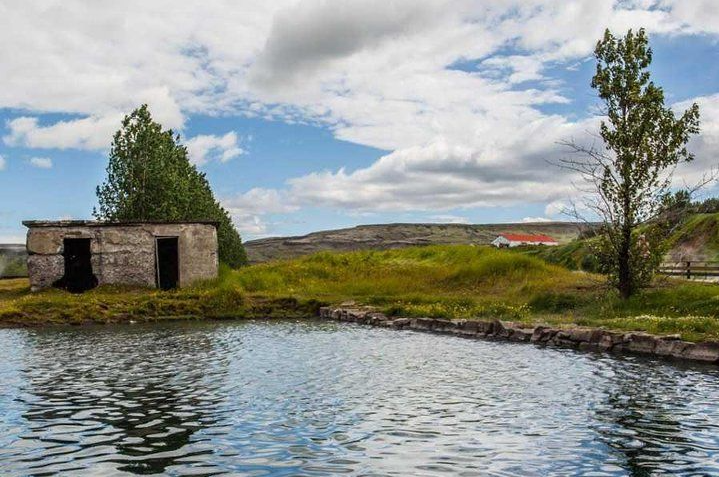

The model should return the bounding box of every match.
[444,253,546,286]
[528,292,582,312]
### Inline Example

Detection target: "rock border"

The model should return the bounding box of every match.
[319,307,719,364]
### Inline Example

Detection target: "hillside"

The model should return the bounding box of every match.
[7,213,718,271]
[665,213,719,261]
[0,244,27,278]
[244,222,588,263]
[527,212,719,271]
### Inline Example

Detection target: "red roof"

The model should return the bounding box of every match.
[499,233,558,243]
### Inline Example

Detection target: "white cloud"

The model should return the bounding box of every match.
[0,155,5,171]
[29,157,53,169]
[545,200,569,218]
[223,188,298,215]
[222,188,300,239]
[3,87,184,150]
[661,0,719,34]
[249,0,450,91]
[234,215,270,237]
[671,93,719,188]
[186,131,245,166]
[522,216,553,223]
[0,0,718,224]
[0,234,24,244]
[428,214,471,224]
[5,115,121,150]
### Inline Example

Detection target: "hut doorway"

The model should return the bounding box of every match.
[156,237,179,290]
[59,238,97,293]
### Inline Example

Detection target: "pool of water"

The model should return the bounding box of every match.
[0,320,718,476]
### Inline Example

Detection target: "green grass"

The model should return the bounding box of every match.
[665,213,719,260]
[521,240,600,272]
[230,245,596,302]
[2,244,719,341]
[228,245,719,340]
[0,255,27,278]
[525,212,719,269]
[0,277,321,327]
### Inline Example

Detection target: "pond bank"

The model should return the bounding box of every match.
[0,278,323,327]
[320,306,719,364]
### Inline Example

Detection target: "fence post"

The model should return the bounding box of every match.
[686,261,691,279]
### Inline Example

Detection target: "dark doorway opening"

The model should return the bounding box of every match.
[55,238,98,293]
[156,237,179,290]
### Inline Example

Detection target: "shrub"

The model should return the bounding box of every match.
[528,292,582,313]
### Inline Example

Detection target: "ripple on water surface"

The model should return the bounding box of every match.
[0,320,718,476]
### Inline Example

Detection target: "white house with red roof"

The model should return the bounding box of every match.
[491,233,559,248]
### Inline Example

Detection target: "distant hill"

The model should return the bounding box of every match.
[527,212,719,272]
[244,222,589,263]
[6,215,718,273]
[665,213,719,261]
[0,244,27,278]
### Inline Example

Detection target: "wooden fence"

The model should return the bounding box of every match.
[658,261,719,279]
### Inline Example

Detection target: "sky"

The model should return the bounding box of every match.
[1,0,719,243]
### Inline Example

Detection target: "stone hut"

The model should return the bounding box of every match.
[23,220,219,292]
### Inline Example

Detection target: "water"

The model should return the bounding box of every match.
[0,320,718,476]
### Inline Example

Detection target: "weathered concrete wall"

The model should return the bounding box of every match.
[25,222,218,291]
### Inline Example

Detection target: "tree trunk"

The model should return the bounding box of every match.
[618,223,632,299]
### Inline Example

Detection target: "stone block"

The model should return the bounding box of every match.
[476,320,496,335]
[680,342,719,363]
[410,318,433,330]
[390,318,411,329]
[598,331,624,351]
[26,231,63,255]
[508,328,533,342]
[624,333,658,354]
[27,254,63,291]
[431,319,455,332]
[655,339,692,357]
[531,326,557,343]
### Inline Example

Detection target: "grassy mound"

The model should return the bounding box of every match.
[228,245,719,339]
[665,213,719,261]
[231,244,594,304]
[522,240,600,272]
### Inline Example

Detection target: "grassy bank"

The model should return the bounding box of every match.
[227,245,719,341]
[0,278,321,327]
[2,245,719,341]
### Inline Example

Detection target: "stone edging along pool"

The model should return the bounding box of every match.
[319,307,719,365]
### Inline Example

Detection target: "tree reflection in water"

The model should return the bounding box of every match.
[16,324,230,475]
[1,321,718,476]
[591,355,718,476]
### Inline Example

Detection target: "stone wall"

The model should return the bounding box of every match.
[25,222,218,291]
[319,307,719,365]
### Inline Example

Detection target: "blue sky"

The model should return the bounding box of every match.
[1,1,719,243]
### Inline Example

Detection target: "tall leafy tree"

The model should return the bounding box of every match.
[95,105,247,267]
[559,29,700,298]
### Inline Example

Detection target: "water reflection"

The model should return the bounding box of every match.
[5,324,227,475]
[592,357,719,476]
[0,320,718,476]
